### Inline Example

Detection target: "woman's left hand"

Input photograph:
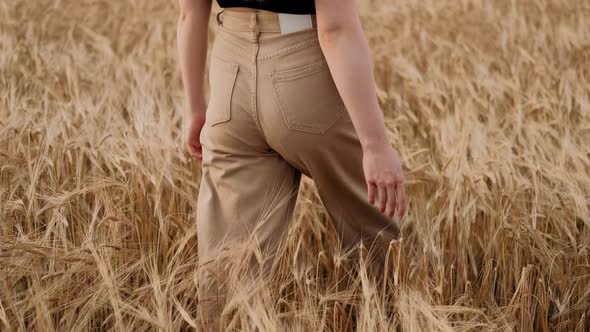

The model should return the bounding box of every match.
[187,112,206,160]
[362,143,407,221]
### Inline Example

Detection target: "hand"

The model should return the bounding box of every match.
[362,143,406,221]
[187,112,206,160]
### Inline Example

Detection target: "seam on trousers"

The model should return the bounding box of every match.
[251,29,270,145]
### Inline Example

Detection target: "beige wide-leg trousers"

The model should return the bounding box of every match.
[196,8,400,328]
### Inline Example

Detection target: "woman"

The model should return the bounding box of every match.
[177,0,406,327]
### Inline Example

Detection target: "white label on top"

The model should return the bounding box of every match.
[278,14,313,34]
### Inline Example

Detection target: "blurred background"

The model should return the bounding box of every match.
[0,0,589,330]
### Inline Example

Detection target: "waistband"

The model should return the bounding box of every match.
[216,8,318,33]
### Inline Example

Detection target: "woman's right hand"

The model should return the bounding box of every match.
[362,142,407,221]
[187,111,206,160]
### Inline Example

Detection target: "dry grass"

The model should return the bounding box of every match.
[1,0,589,330]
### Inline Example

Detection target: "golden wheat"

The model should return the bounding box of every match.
[1,0,589,330]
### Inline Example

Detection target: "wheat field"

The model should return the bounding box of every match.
[1,0,589,331]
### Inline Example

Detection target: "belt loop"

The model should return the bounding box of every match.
[249,12,256,30]
[216,9,223,26]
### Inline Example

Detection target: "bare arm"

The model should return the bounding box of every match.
[177,0,212,159]
[316,0,406,220]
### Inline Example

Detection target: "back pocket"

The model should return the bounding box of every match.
[270,60,344,135]
[207,56,239,126]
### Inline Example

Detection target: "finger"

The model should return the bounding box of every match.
[367,181,376,205]
[386,184,397,218]
[396,183,407,220]
[195,147,203,160]
[188,143,200,160]
[190,143,201,155]
[195,146,203,160]
[189,139,201,150]
[189,148,201,160]
[378,183,387,213]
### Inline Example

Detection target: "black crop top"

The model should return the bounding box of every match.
[217,0,316,15]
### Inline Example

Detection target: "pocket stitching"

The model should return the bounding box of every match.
[271,60,329,82]
[270,61,343,135]
[208,57,239,126]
